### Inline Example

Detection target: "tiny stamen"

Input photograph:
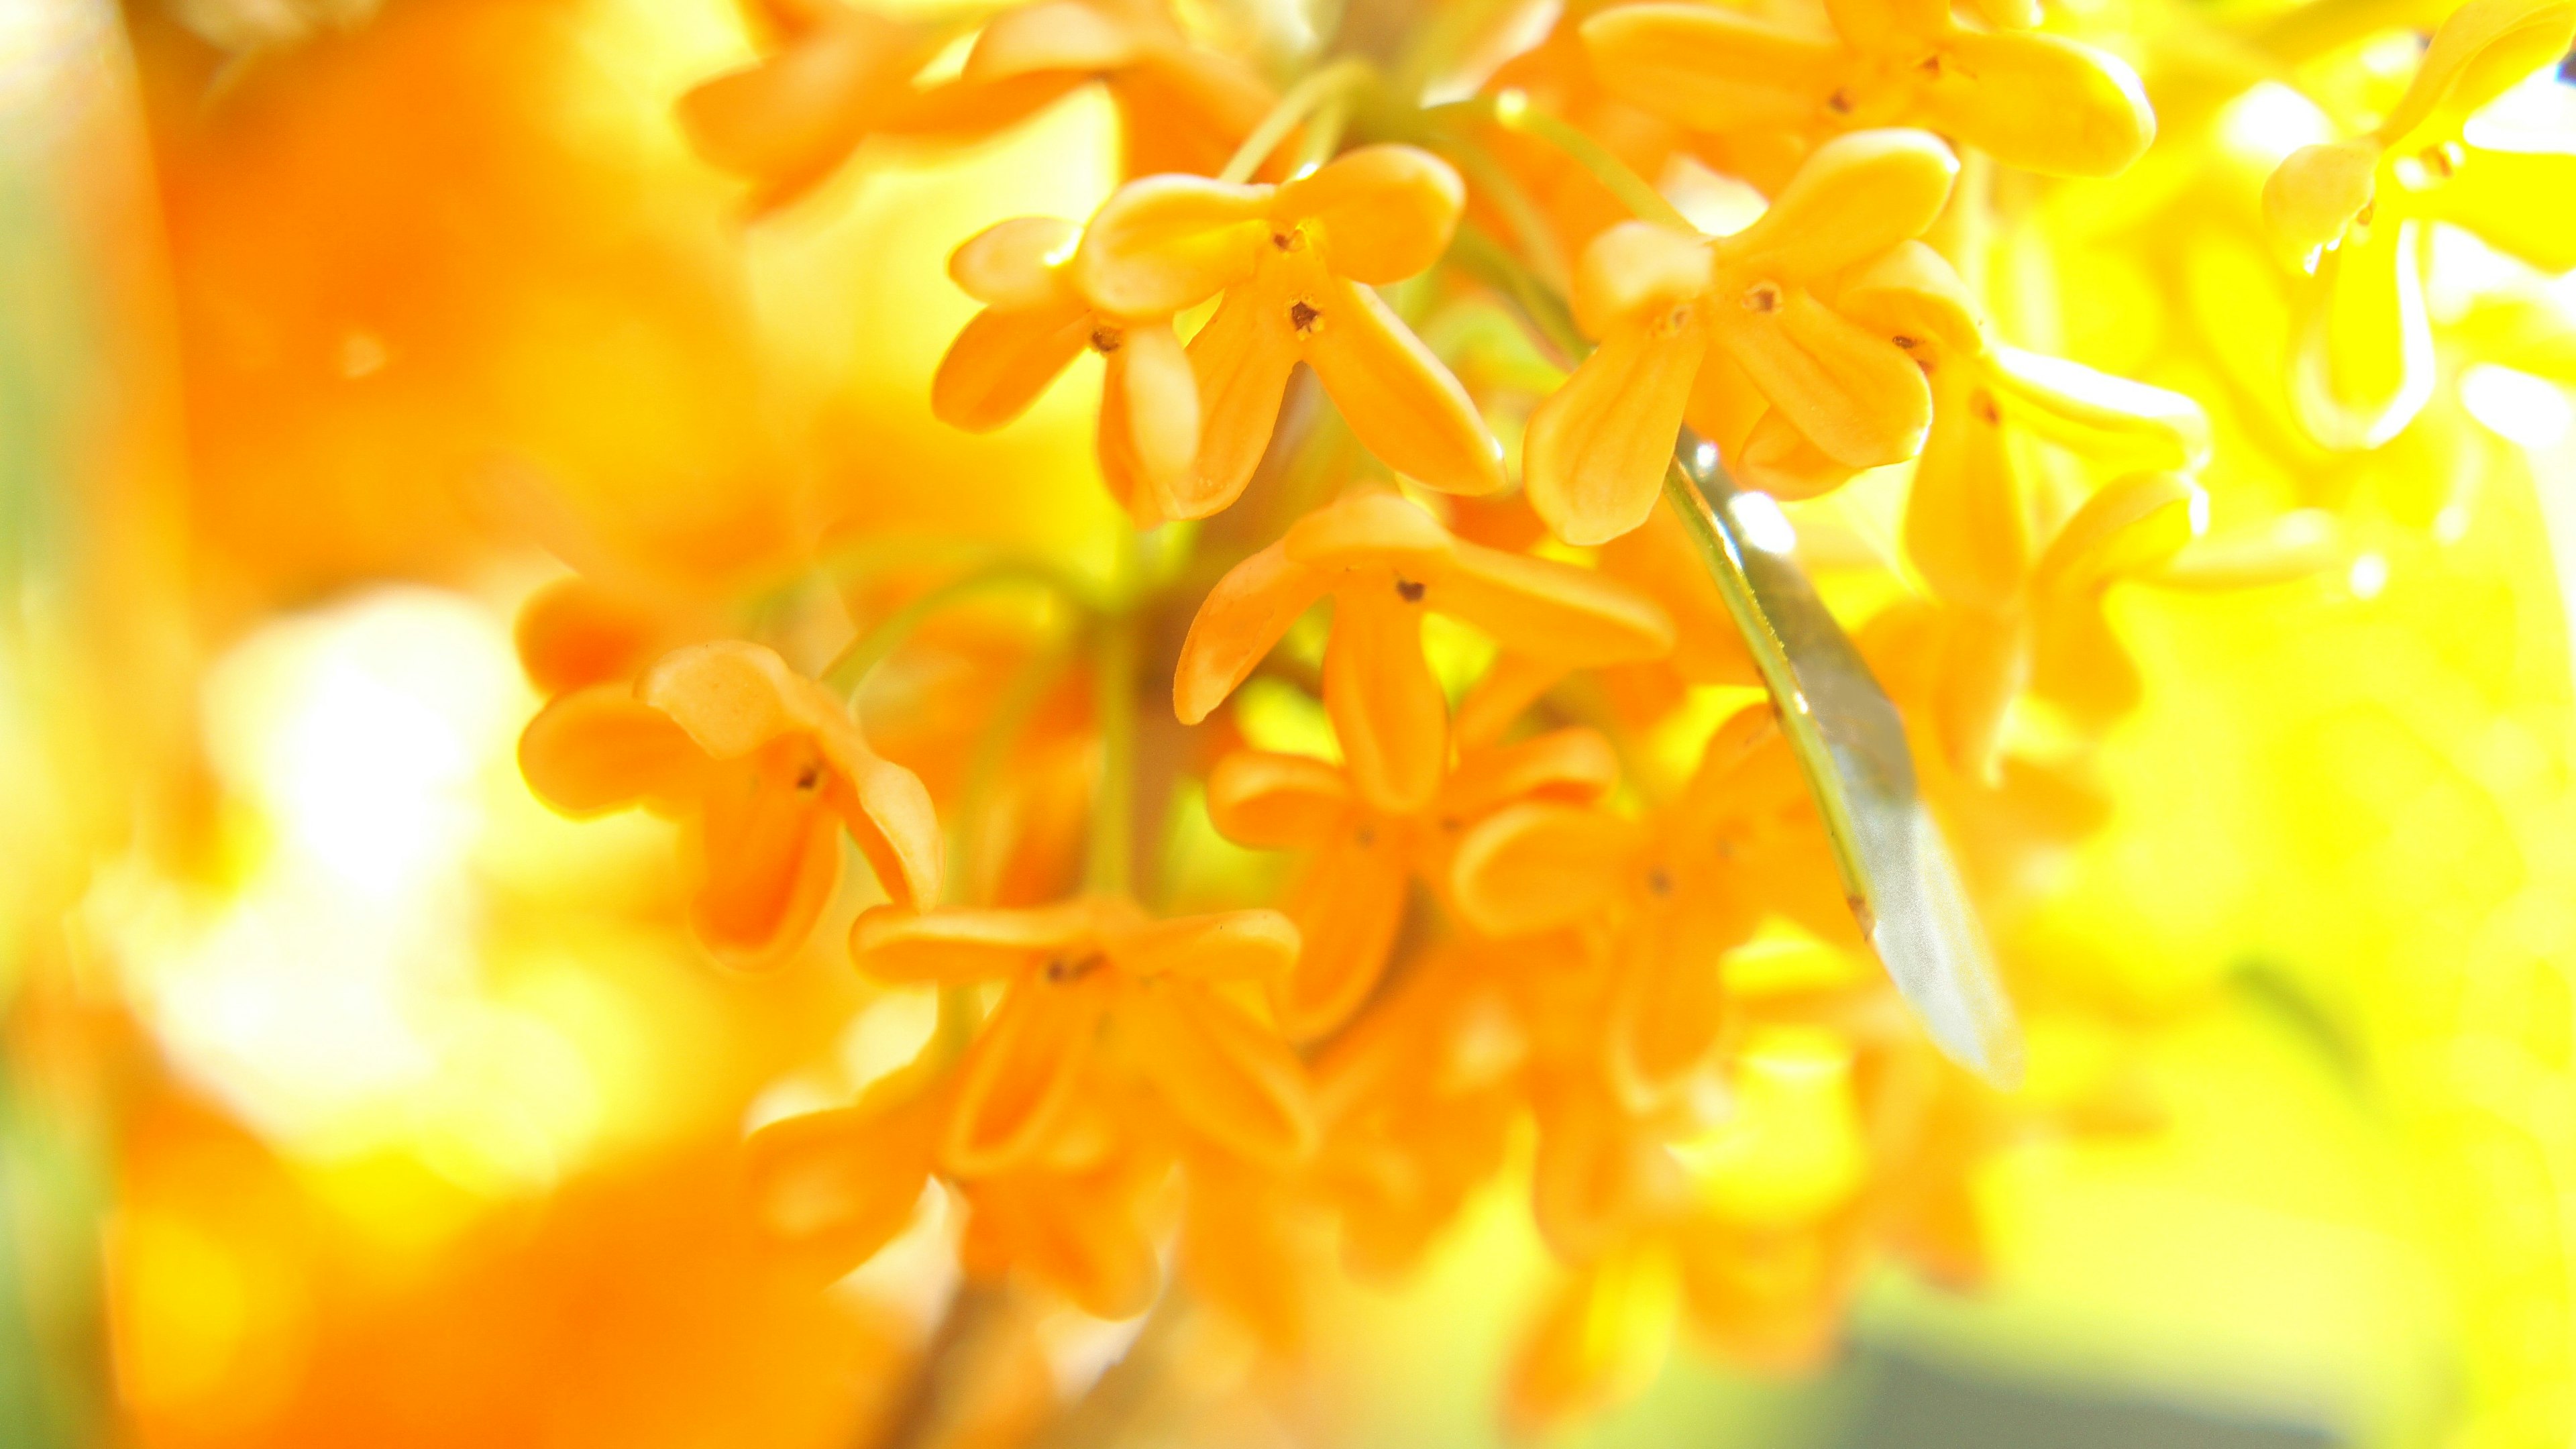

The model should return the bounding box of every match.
[1289,300,1322,335]
[1395,578,1426,602]
[1090,325,1124,354]
[1044,950,1110,984]
[1743,282,1782,313]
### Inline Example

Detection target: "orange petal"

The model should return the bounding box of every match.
[1733,407,1862,501]
[1831,240,1986,364]
[1453,653,1572,747]
[1324,585,1450,814]
[931,299,1093,432]
[1173,540,1332,724]
[1918,31,2155,179]
[1904,372,2028,612]
[1103,321,1201,511]
[1505,1253,1679,1432]
[1720,129,1958,282]
[1305,276,1506,495]
[1570,220,1717,341]
[1524,321,1707,546]
[1933,608,2029,784]
[1282,490,1460,578]
[2031,471,2203,595]
[963,0,1144,78]
[743,1095,937,1279]
[950,215,1082,311]
[1179,282,1303,517]
[1274,144,1466,284]
[1278,843,1409,1040]
[690,763,843,968]
[945,977,1112,1176]
[1110,50,1277,176]
[878,70,1082,140]
[1580,5,1843,133]
[1529,1085,1664,1262]
[1433,541,1677,665]
[1821,0,1951,46]
[1607,898,1743,1113]
[1206,751,1353,847]
[514,578,669,696]
[1071,173,1270,319]
[675,9,923,186]
[823,748,944,910]
[851,901,1099,984]
[1117,908,1303,979]
[1441,727,1621,818]
[637,640,824,758]
[1712,287,1930,468]
[1983,344,2212,471]
[1448,802,1638,936]
[517,684,706,817]
[1121,981,1317,1167]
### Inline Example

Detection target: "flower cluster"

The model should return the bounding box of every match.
[508,0,2576,1430]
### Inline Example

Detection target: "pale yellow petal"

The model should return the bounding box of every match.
[1581,5,1843,133]
[1304,276,1507,496]
[1072,174,1271,319]
[1274,144,1466,284]
[1919,30,2155,180]
[1719,129,1958,283]
[1713,288,1930,468]
[1525,322,1707,547]
[1323,586,1450,814]
[949,215,1082,310]
[1173,540,1333,724]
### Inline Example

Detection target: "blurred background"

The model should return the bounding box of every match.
[5,0,2574,1445]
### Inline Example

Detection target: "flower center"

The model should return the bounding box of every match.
[1646,866,1674,898]
[1044,950,1110,984]
[1090,324,1124,354]
[1289,300,1322,336]
[1394,577,1426,602]
[1741,282,1782,313]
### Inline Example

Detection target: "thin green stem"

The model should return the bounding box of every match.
[1487,89,1691,230]
[822,560,1083,703]
[949,642,1075,902]
[1220,58,1376,184]
[1086,610,1140,897]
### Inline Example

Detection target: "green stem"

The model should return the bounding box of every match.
[1086,610,1140,897]
[1485,89,1691,230]
[949,643,1075,902]
[822,560,1082,703]
[1220,58,1377,184]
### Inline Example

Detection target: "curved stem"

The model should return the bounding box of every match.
[1220,58,1377,184]
[822,560,1085,704]
[1086,608,1140,898]
[1486,89,1692,231]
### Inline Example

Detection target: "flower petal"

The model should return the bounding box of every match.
[1324,585,1450,814]
[1305,276,1507,495]
[2262,139,2380,262]
[930,299,1094,433]
[1206,751,1353,847]
[637,640,824,759]
[1118,908,1302,979]
[962,0,1145,78]
[2145,510,2345,592]
[1179,281,1304,517]
[2031,471,2203,596]
[1102,321,1201,513]
[1733,408,1862,500]
[743,1093,938,1279]
[1505,1252,1679,1432]
[1441,727,1621,818]
[1719,129,1958,282]
[1904,372,2028,612]
[1071,173,1270,319]
[1433,541,1677,665]
[675,9,924,187]
[518,684,706,817]
[851,901,1099,984]
[1933,608,2029,784]
[2379,0,2576,144]
[1275,144,1466,284]
[1278,843,1409,1039]
[689,762,843,968]
[1122,981,1318,1167]
[2432,144,2576,274]
[1831,240,1986,365]
[949,215,1082,310]
[1607,896,1743,1112]
[1571,221,1717,341]
[1448,801,1638,936]
[1714,288,1930,468]
[1524,321,1707,546]
[1173,539,1332,724]
[1820,0,1952,47]
[1918,30,2155,179]
[1580,5,1843,133]
[945,977,1112,1176]
[514,579,671,696]
[2290,218,2434,450]
[822,748,944,910]
[1282,490,1459,577]
[1984,345,2211,470]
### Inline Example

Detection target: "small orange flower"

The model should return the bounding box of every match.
[851,896,1316,1175]
[1524,129,1967,544]
[1581,0,2155,179]
[513,576,711,698]
[931,215,1199,524]
[1207,726,1620,1038]
[1073,146,1506,514]
[678,0,1275,208]
[519,640,943,967]
[1174,490,1675,812]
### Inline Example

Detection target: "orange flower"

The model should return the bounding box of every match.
[957,1125,1172,1318]
[1072,146,1506,514]
[1174,489,1674,812]
[1449,704,1850,1110]
[1581,0,2155,180]
[513,575,712,698]
[850,897,1316,1175]
[1523,130,1967,544]
[931,215,1199,524]
[1206,726,1620,1038]
[678,0,1275,208]
[519,640,943,967]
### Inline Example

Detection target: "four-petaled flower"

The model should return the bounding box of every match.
[1175,490,1676,812]
[1207,726,1621,1039]
[1525,129,1966,544]
[932,215,1201,524]
[519,640,943,967]
[852,897,1316,1175]
[1073,146,1507,516]
[1581,0,2155,179]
